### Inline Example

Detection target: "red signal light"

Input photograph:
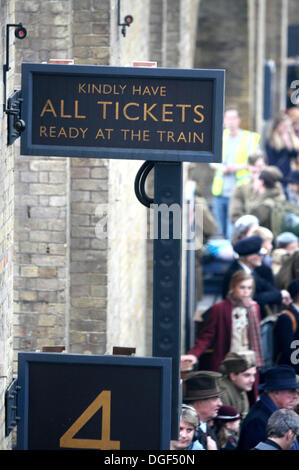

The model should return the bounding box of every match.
[15,26,27,39]
[124,15,133,25]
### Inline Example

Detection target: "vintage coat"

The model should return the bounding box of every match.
[229,179,285,225]
[187,299,261,372]
[248,185,286,230]
[219,376,250,418]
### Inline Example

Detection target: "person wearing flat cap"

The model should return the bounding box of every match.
[274,278,299,374]
[183,371,223,449]
[222,235,291,318]
[237,365,299,450]
[219,350,257,419]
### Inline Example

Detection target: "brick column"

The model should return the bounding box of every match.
[0,0,16,450]
[265,0,289,115]
[195,0,251,128]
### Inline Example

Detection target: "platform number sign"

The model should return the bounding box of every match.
[16,353,172,450]
[59,390,120,450]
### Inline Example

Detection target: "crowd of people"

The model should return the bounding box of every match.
[176,104,299,451]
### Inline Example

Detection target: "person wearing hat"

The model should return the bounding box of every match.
[219,351,257,419]
[231,214,259,245]
[253,408,299,450]
[181,271,264,381]
[237,365,299,450]
[274,278,299,374]
[276,232,298,254]
[183,371,223,449]
[213,405,241,450]
[221,235,291,318]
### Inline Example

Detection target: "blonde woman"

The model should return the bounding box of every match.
[265,112,299,185]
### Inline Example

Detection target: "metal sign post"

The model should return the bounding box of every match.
[152,161,183,438]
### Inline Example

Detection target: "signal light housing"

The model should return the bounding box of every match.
[124,15,133,26]
[15,25,27,40]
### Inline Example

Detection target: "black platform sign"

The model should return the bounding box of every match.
[21,63,225,162]
[16,353,172,450]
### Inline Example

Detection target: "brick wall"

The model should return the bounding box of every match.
[14,156,68,353]
[0,0,16,451]
[69,157,109,354]
[73,0,110,65]
[196,0,251,127]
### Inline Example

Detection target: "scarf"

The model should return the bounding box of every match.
[227,293,265,368]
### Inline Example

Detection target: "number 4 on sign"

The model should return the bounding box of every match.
[59,390,120,450]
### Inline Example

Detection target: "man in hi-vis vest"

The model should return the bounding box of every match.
[211,107,260,239]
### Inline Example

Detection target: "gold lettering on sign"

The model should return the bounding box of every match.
[132,85,167,96]
[95,128,114,139]
[143,103,158,121]
[40,100,86,119]
[74,100,86,119]
[78,83,127,95]
[120,129,151,142]
[97,101,112,119]
[176,104,192,123]
[60,100,72,118]
[156,130,204,143]
[95,101,206,123]
[193,105,205,123]
[40,126,48,136]
[40,99,57,117]
[39,126,88,139]
[123,103,140,121]
[59,390,120,450]
[161,104,174,122]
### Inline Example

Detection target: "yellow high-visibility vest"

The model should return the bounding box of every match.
[212,129,260,196]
